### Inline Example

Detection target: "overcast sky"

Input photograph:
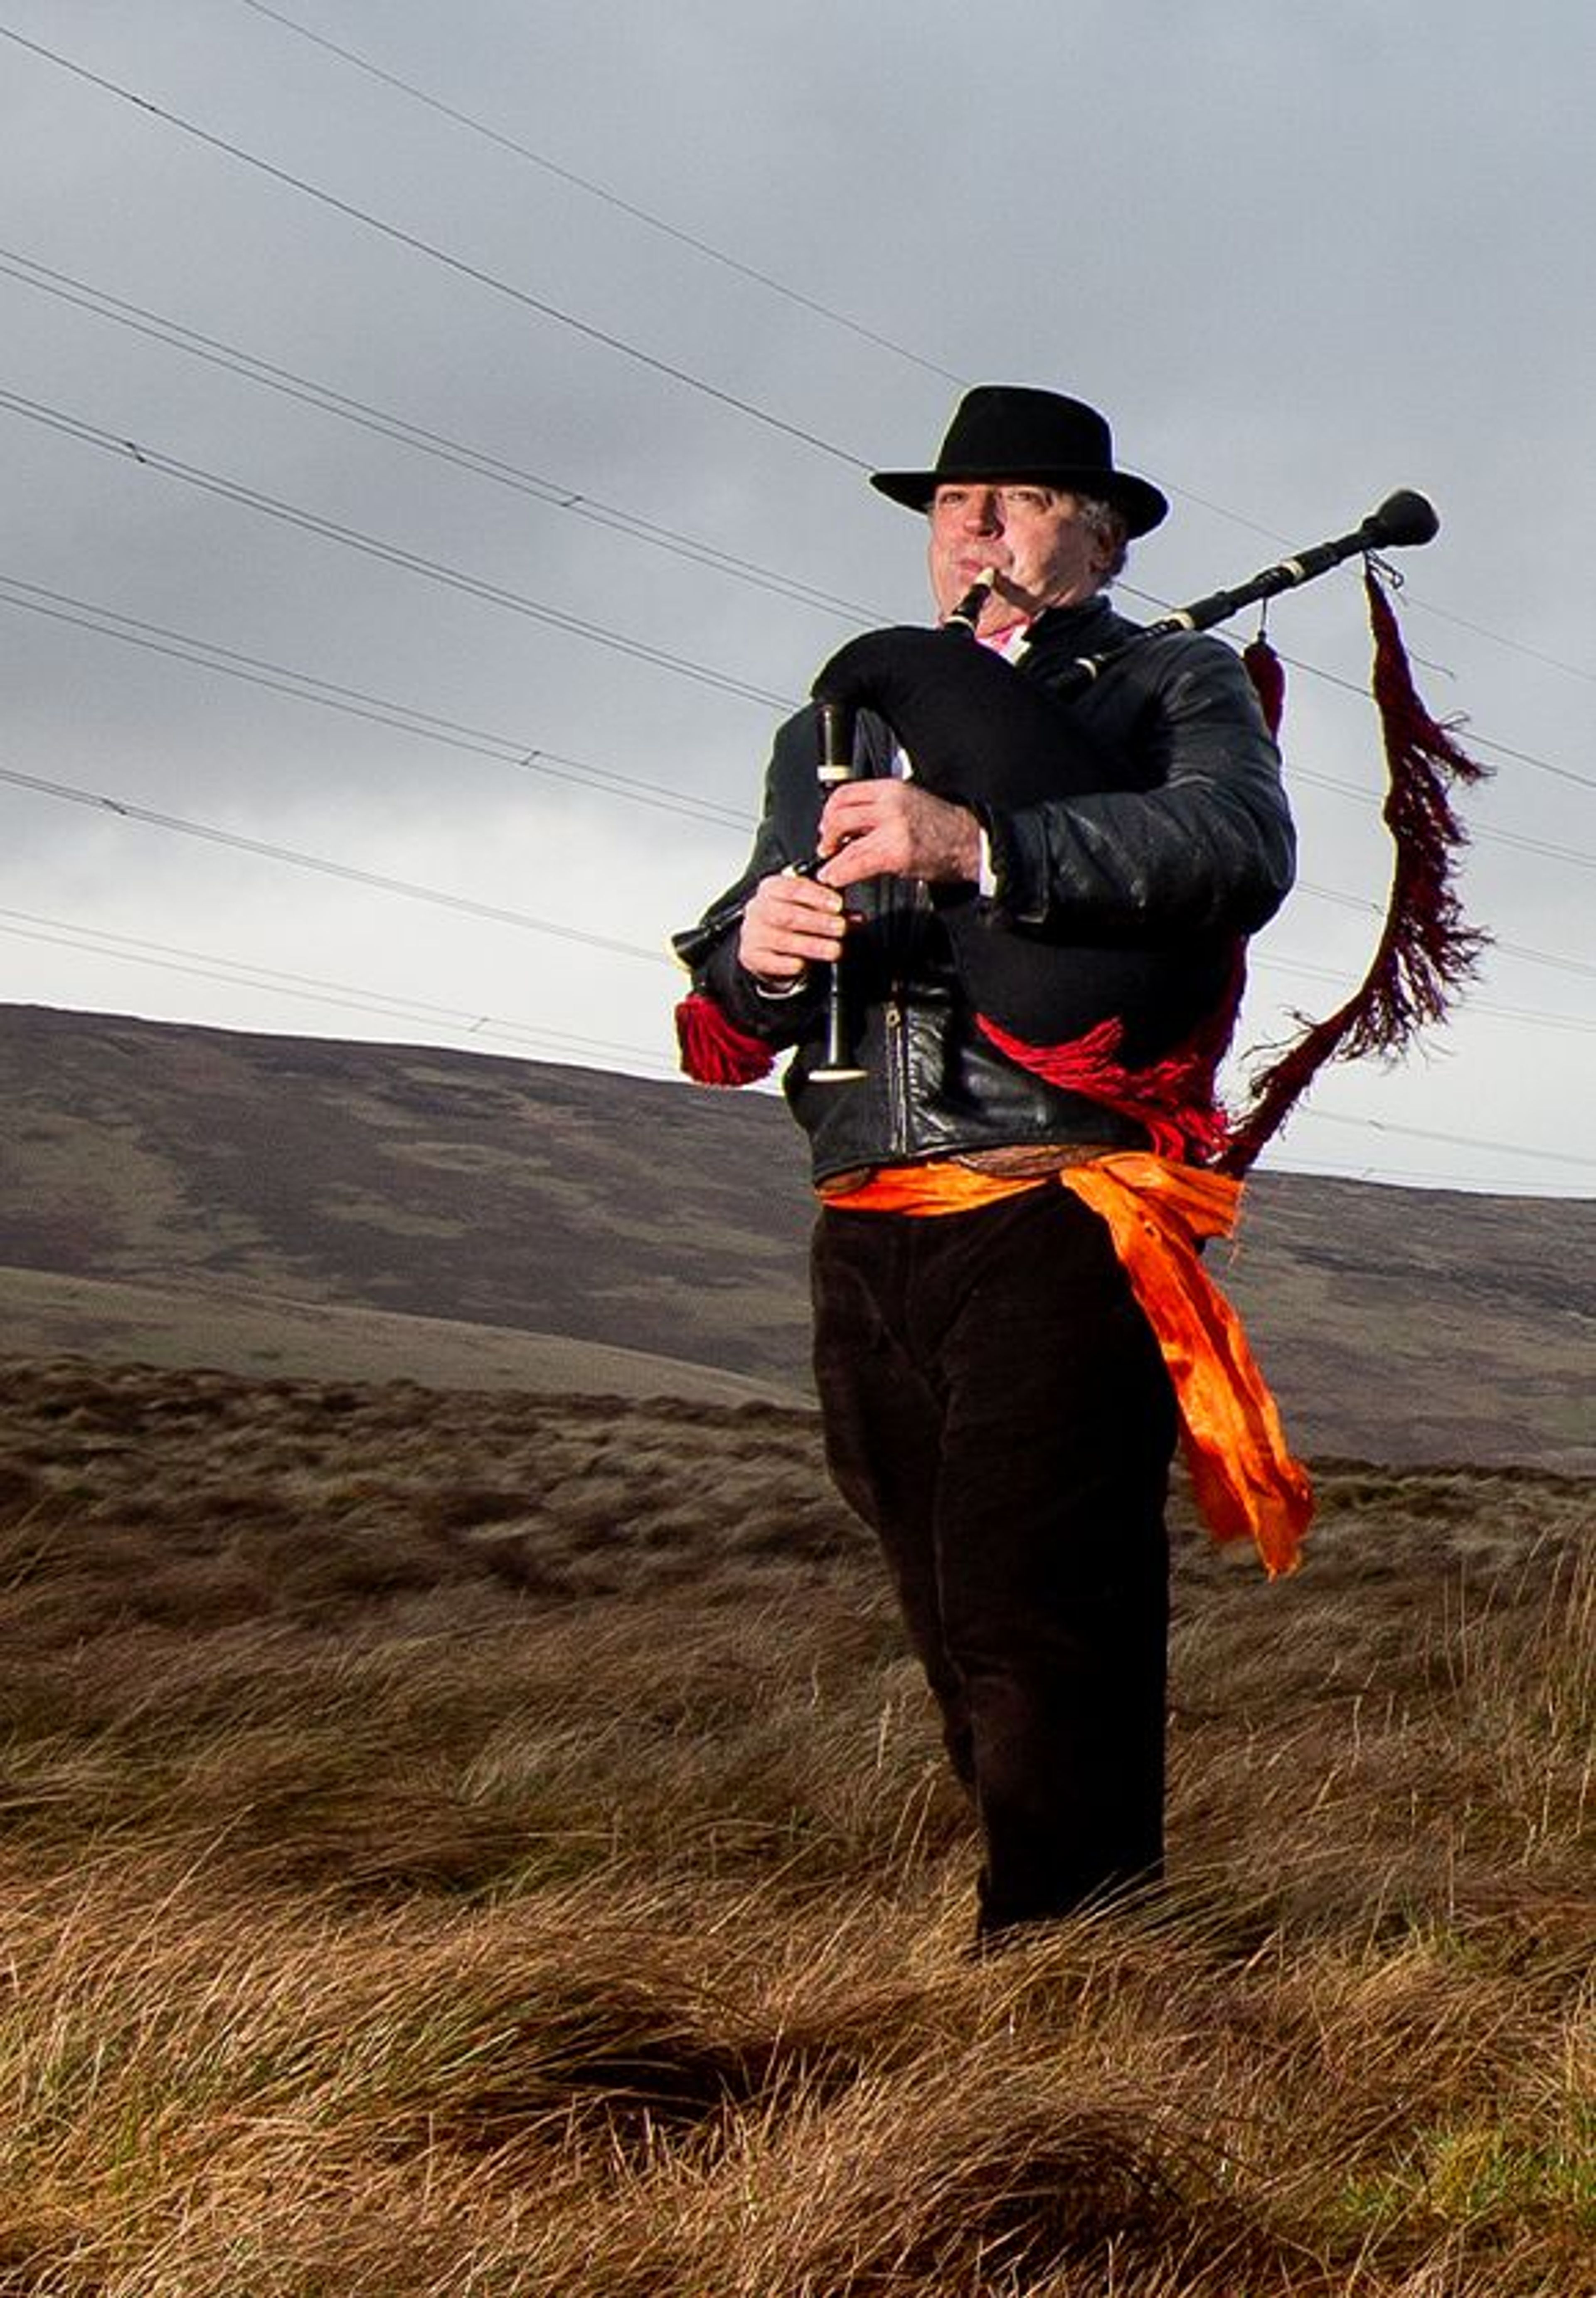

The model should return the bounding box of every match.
[4,0,1594,1198]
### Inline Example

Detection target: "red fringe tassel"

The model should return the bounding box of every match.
[1242,632,1286,737]
[978,1006,1234,1167]
[1220,566,1490,1174]
[675,992,776,1087]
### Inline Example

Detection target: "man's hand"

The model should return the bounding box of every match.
[817,781,982,890]
[737,869,846,985]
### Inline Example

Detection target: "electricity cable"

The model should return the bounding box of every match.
[5,23,1589,1183]
[5,761,1589,995]
[8,368,1595,807]
[0,575,751,831]
[0,385,796,711]
[0,764,676,968]
[10,17,1596,700]
[1260,1154,1577,1199]
[187,1,1596,685]
[1294,877,1596,983]
[1289,1104,1596,1175]
[0,22,872,472]
[0,906,673,1069]
[11,570,1596,884]
[231,0,965,390]
[9,383,1595,945]
[244,0,1596,661]
[16,249,1592,779]
[0,247,879,624]
[1254,952,1595,1035]
[5,278,1592,782]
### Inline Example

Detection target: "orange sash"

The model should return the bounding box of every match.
[821,1155,1311,1577]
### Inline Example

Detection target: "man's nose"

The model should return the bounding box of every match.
[961,489,1003,533]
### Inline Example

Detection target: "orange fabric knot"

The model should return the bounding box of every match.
[1056,1154,1312,1577]
[820,1164,1047,1216]
[818,1153,1312,1577]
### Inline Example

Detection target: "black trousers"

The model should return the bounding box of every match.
[812,1185,1177,1937]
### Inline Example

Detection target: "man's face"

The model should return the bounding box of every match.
[927,483,1111,635]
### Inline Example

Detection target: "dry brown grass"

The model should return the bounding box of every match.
[0,1353,1591,2296]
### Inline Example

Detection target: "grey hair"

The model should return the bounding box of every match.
[1069,492,1131,587]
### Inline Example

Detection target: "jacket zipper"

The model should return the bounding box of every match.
[884,987,909,1156]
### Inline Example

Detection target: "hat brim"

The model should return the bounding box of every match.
[869,464,1168,538]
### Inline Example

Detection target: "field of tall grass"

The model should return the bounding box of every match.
[0,1353,1590,2295]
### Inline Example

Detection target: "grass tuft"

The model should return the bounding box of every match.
[0,1355,1590,2294]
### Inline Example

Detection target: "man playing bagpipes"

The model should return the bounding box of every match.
[672,384,1478,1944]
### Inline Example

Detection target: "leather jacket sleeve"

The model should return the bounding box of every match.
[986,630,1296,935]
[670,706,832,1043]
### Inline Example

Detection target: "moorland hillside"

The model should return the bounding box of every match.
[2,1001,1592,1466]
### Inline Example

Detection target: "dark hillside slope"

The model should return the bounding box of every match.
[2,1004,1590,1468]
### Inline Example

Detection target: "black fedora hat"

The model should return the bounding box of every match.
[870,384,1168,538]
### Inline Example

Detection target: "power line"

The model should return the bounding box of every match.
[1294,878,1596,983]
[0,906,675,1072]
[0,574,751,832]
[1109,597,1596,799]
[1275,655,1596,796]
[1278,633,1596,794]
[11,586,1594,1043]
[0,50,1582,1004]
[0,764,676,966]
[16,546,1596,946]
[1288,1103,1596,1175]
[1399,591,1596,693]
[0,245,882,626]
[220,2,1485,588]
[247,0,1596,688]
[14,19,1594,714]
[1259,1152,1581,1201]
[0,22,871,473]
[1250,953,1596,1036]
[5,488,1589,977]
[1283,756,1596,873]
[8,758,1591,1016]
[15,560,1596,894]
[0,22,1584,1189]
[4,789,1587,1185]
[1457,730,1596,794]
[232,0,965,392]
[3,911,1577,1193]
[7,383,1590,964]
[0,385,797,711]
[4,584,1586,1038]
[0,5,1477,605]
[7,269,1591,795]
[9,358,1595,820]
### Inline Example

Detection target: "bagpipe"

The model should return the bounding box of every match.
[792,489,1487,1171]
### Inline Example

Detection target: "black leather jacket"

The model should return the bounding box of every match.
[675,595,1295,1185]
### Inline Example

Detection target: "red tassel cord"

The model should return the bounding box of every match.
[979,944,1247,1167]
[1242,630,1286,738]
[674,992,776,1087]
[1221,565,1490,1175]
